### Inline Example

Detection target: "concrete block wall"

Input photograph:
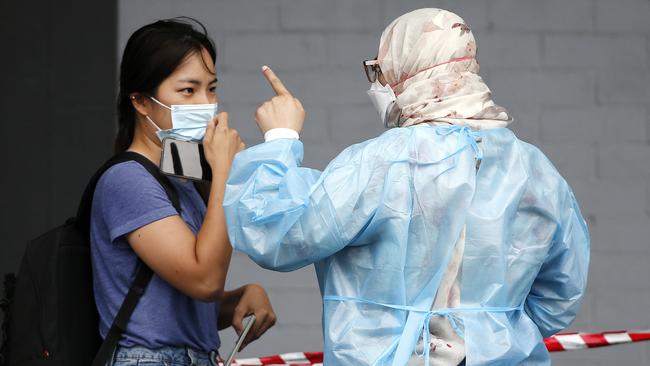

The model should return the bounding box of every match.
[119,1,650,364]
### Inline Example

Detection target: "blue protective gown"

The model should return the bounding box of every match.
[223,125,590,365]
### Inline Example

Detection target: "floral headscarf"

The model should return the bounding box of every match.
[378,8,512,129]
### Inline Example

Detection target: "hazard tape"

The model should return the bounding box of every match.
[544,330,650,352]
[220,330,650,365]
[224,352,323,365]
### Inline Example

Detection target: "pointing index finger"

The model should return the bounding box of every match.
[262,65,291,96]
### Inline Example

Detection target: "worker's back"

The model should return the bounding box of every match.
[314,125,590,365]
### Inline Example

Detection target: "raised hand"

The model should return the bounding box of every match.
[255,65,305,135]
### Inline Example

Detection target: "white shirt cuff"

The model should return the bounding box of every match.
[264,128,300,142]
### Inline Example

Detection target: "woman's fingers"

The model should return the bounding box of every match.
[255,309,276,339]
[262,65,291,96]
[242,309,276,350]
[203,115,217,142]
[231,306,247,336]
[240,322,259,350]
[216,111,229,129]
[256,311,276,338]
[294,97,304,111]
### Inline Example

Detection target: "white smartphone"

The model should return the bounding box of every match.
[223,315,256,366]
[160,137,212,181]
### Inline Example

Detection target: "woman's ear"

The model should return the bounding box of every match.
[130,93,151,117]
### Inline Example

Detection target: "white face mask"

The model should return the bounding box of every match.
[366,80,401,128]
[146,96,218,141]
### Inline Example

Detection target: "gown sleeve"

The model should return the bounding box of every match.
[223,138,383,272]
[524,186,591,338]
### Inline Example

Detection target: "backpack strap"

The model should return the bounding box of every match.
[76,151,181,234]
[75,151,181,366]
[91,264,152,366]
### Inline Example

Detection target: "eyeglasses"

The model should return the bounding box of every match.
[363,59,380,83]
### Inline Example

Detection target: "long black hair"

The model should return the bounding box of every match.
[115,17,217,153]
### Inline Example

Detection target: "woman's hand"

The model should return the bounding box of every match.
[224,284,277,350]
[203,112,246,177]
[255,66,305,135]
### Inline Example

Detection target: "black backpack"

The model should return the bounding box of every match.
[5,151,182,366]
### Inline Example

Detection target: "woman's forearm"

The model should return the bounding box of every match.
[193,170,233,299]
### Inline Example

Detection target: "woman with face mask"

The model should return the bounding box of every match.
[224,8,589,366]
[91,18,276,366]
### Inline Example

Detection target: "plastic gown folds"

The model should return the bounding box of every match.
[223,125,590,365]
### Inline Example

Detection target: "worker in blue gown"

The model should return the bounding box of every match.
[223,8,590,366]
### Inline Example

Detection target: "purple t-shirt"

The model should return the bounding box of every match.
[90,160,220,352]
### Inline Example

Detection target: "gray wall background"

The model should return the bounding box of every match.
[1,0,648,365]
[119,1,650,364]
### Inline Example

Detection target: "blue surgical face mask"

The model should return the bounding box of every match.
[146,96,218,141]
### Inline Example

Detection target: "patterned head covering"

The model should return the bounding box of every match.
[378,8,512,129]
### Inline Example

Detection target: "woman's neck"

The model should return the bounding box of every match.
[127,119,163,166]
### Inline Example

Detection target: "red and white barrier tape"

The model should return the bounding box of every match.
[544,330,650,352]
[224,352,323,365]
[221,330,650,365]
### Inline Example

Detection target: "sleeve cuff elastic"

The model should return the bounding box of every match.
[264,128,300,142]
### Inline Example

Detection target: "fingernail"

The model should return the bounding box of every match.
[262,65,269,71]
